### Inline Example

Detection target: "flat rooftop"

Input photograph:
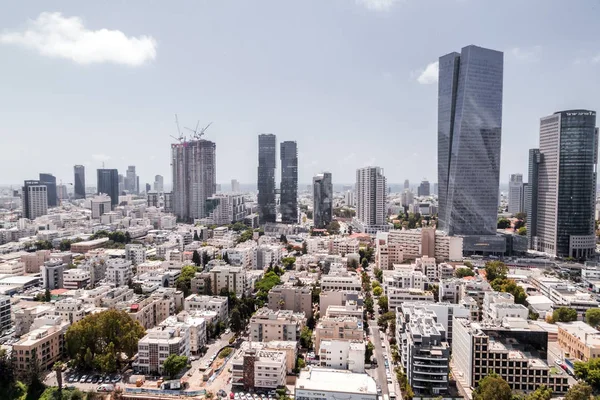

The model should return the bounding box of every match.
[296,367,377,395]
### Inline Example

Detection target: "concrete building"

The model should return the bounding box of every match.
[319,291,363,315]
[208,265,248,295]
[525,149,541,248]
[54,298,88,324]
[204,194,246,225]
[0,260,25,276]
[268,285,313,318]
[383,267,427,293]
[74,165,86,199]
[232,347,287,390]
[258,134,277,224]
[21,250,51,273]
[508,173,524,214]
[153,175,164,192]
[325,301,363,319]
[231,179,240,193]
[417,179,430,197]
[0,295,11,334]
[14,305,53,336]
[12,316,69,374]
[41,260,65,290]
[62,269,91,290]
[313,172,333,229]
[97,168,119,207]
[353,166,388,234]
[321,275,362,292]
[280,141,298,224]
[90,195,112,219]
[184,295,228,323]
[295,367,377,400]
[22,180,48,220]
[482,292,528,323]
[105,258,133,287]
[318,339,365,373]
[387,288,434,309]
[557,321,600,362]
[249,308,306,342]
[39,173,57,207]
[315,315,363,349]
[125,244,146,266]
[171,138,216,222]
[137,325,191,375]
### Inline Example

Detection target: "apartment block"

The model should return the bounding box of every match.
[0,295,11,334]
[232,347,287,390]
[482,292,528,323]
[21,250,51,273]
[249,308,306,342]
[137,325,191,375]
[295,367,377,400]
[125,244,146,266]
[319,291,363,315]
[321,275,361,292]
[267,285,313,318]
[0,260,25,276]
[383,266,427,293]
[557,321,600,362]
[54,298,89,324]
[209,265,248,295]
[12,316,69,374]
[318,339,365,373]
[41,260,65,290]
[14,305,54,336]
[387,288,434,309]
[325,301,363,319]
[62,269,91,290]
[184,295,228,323]
[105,258,133,287]
[315,315,363,349]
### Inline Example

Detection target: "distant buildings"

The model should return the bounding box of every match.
[257,134,277,224]
[125,165,138,194]
[39,173,57,207]
[171,139,216,221]
[417,179,430,197]
[404,179,410,190]
[90,195,112,219]
[153,175,164,192]
[508,173,524,214]
[438,45,503,237]
[280,141,298,224]
[525,149,541,249]
[74,165,86,199]
[231,179,240,193]
[354,166,388,234]
[529,110,598,259]
[313,172,333,229]
[204,194,246,225]
[22,180,48,220]
[97,168,119,207]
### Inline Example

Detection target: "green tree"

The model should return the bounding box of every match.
[302,242,307,254]
[586,308,600,327]
[514,219,526,231]
[374,267,383,283]
[485,261,508,282]
[373,286,383,296]
[361,258,369,269]
[300,327,313,349]
[364,297,374,315]
[515,212,527,221]
[282,257,296,270]
[162,354,188,379]
[53,362,64,392]
[455,267,476,278]
[574,358,600,390]
[192,250,201,267]
[193,231,200,241]
[223,252,230,264]
[378,296,389,313]
[464,261,474,269]
[59,239,72,251]
[175,265,197,297]
[365,341,374,363]
[348,259,359,271]
[230,307,243,334]
[518,226,527,236]
[564,382,593,400]
[525,385,552,400]
[280,234,288,244]
[497,218,511,229]
[473,373,512,400]
[326,221,341,234]
[44,288,51,302]
[202,251,210,266]
[553,307,578,323]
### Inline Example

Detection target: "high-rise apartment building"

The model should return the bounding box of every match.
[39,173,57,207]
[154,175,164,192]
[171,139,217,222]
[97,169,119,207]
[531,110,598,259]
[22,180,48,220]
[525,149,541,249]
[404,179,410,190]
[125,165,138,194]
[257,134,277,224]
[438,45,503,236]
[354,166,388,234]
[280,141,298,224]
[508,173,524,214]
[417,179,430,197]
[74,165,86,199]
[231,179,240,193]
[313,172,333,229]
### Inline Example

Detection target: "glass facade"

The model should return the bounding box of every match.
[96,169,119,207]
[437,45,504,236]
[525,149,540,249]
[313,172,332,228]
[257,134,277,224]
[39,173,57,207]
[74,165,86,199]
[280,141,298,224]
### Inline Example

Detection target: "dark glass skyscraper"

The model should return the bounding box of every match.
[438,45,504,236]
[280,141,298,224]
[525,149,540,249]
[97,169,119,207]
[39,173,57,207]
[313,172,332,229]
[532,110,598,259]
[74,165,86,199]
[257,134,277,224]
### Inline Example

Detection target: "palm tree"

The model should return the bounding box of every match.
[53,362,64,392]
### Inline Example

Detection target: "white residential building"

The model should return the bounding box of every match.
[318,339,365,373]
[40,260,65,290]
[162,314,207,354]
[184,295,228,323]
[105,259,133,287]
[90,195,112,218]
[227,243,256,269]
[383,266,427,293]
[232,347,287,390]
[14,305,54,336]
[125,244,146,266]
[249,308,306,342]
[295,367,377,400]
[208,265,248,295]
[325,300,364,319]
[387,288,434,309]
[54,298,88,324]
[353,166,388,234]
[62,269,91,290]
[0,260,25,276]
[321,275,361,292]
[137,325,191,375]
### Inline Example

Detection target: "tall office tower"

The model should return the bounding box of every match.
[437,45,503,236]
[231,179,240,193]
[153,175,164,192]
[404,179,410,190]
[354,166,388,234]
[73,165,86,199]
[57,184,68,201]
[417,179,430,196]
[137,176,140,195]
[525,149,541,249]
[433,183,439,196]
[118,174,124,194]
[97,169,119,207]
[532,110,598,259]
[313,172,333,228]
[22,180,48,220]
[145,183,151,193]
[39,173,57,207]
[125,166,137,194]
[257,134,277,224]
[280,141,298,224]
[171,138,216,221]
[508,173,524,214]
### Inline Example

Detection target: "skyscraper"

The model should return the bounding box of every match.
[280,141,298,224]
[532,110,598,259]
[438,45,503,236]
[39,173,57,207]
[231,179,240,193]
[508,174,524,214]
[126,166,137,194]
[97,169,119,207]
[73,165,86,199]
[257,134,277,224]
[22,180,48,220]
[417,180,430,197]
[171,139,216,221]
[153,175,164,192]
[525,149,541,249]
[313,172,333,229]
[404,179,410,190]
[354,166,388,234]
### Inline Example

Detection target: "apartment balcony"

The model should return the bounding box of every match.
[413,368,448,375]
[413,355,448,362]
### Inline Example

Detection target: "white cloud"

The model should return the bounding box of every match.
[414,61,439,85]
[592,54,600,64]
[0,12,157,66]
[356,0,403,11]
[92,154,111,162]
[509,46,542,62]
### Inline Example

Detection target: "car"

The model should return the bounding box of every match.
[98,376,104,383]
[86,376,93,383]
[112,374,122,383]
[79,375,87,383]
[92,376,99,383]
[67,375,75,383]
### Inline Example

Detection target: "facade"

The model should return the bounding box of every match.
[249,308,306,342]
[171,139,217,222]
[105,259,133,287]
[41,260,65,290]
[154,174,164,192]
[231,179,240,193]
[315,315,363,349]
[90,195,112,218]
[0,295,11,334]
[417,180,430,197]
[125,244,146,266]
[525,149,541,248]
[295,367,377,400]
[39,173,57,207]
[125,165,138,194]
[209,265,247,295]
[204,194,246,225]
[12,317,69,374]
[97,168,119,207]
[508,173,524,214]
[320,275,361,292]
[14,305,53,337]
[438,45,503,236]
[232,347,287,390]
[54,298,88,324]
[318,339,365,373]
[137,325,191,375]
[184,295,228,323]
[267,285,313,318]
[387,288,434,309]
[258,134,277,224]
[557,321,600,362]
[22,180,48,220]
[532,110,598,258]
[354,166,387,234]
[74,165,86,199]
[62,269,91,290]
[313,172,333,229]
[280,141,298,224]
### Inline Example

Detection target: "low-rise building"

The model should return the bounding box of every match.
[209,265,248,295]
[295,367,377,400]
[21,250,51,273]
[0,295,11,334]
[54,298,88,324]
[184,295,228,323]
[557,321,600,362]
[321,275,361,292]
[62,269,91,290]
[125,243,146,266]
[325,300,363,319]
[41,259,65,290]
[0,260,25,276]
[14,304,54,336]
[318,339,365,372]
[137,325,191,375]
[315,315,363,349]
[249,308,306,342]
[232,347,287,390]
[387,288,434,309]
[105,258,133,287]
[319,291,363,315]
[12,316,69,374]
[268,285,313,318]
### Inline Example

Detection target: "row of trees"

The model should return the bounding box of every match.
[485,261,527,305]
[473,373,593,400]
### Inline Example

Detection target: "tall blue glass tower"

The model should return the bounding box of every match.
[437,45,504,236]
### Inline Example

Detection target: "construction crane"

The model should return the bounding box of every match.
[170,114,186,143]
[185,121,212,140]
[58,180,73,206]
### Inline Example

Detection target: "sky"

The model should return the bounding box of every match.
[1,0,600,188]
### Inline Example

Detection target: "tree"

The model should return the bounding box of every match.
[280,234,288,244]
[430,283,439,302]
[514,219,525,231]
[564,382,593,400]
[525,385,552,400]
[518,226,527,236]
[374,267,383,283]
[553,307,578,323]
[300,327,313,349]
[192,250,201,267]
[175,265,197,297]
[365,341,374,363]
[53,362,64,392]
[202,251,210,266]
[193,231,200,241]
[282,257,296,270]
[455,267,475,278]
[586,308,600,327]
[348,259,359,271]
[230,308,243,334]
[378,296,389,313]
[364,297,374,315]
[515,212,527,221]
[302,242,307,255]
[485,261,508,282]
[223,252,230,264]
[162,354,188,378]
[326,221,341,235]
[44,288,51,302]
[497,218,511,229]
[373,286,383,296]
[574,358,600,390]
[361,258,369,269]
[311,284,321,304]
[473,373,512,400]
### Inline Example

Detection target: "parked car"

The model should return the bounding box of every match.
[79,375,87,383]
[85,376,93,383]
[92,376,99,383]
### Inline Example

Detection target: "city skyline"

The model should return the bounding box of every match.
[1,1,599,186]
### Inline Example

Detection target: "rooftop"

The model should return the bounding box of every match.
[296,367,377,394]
